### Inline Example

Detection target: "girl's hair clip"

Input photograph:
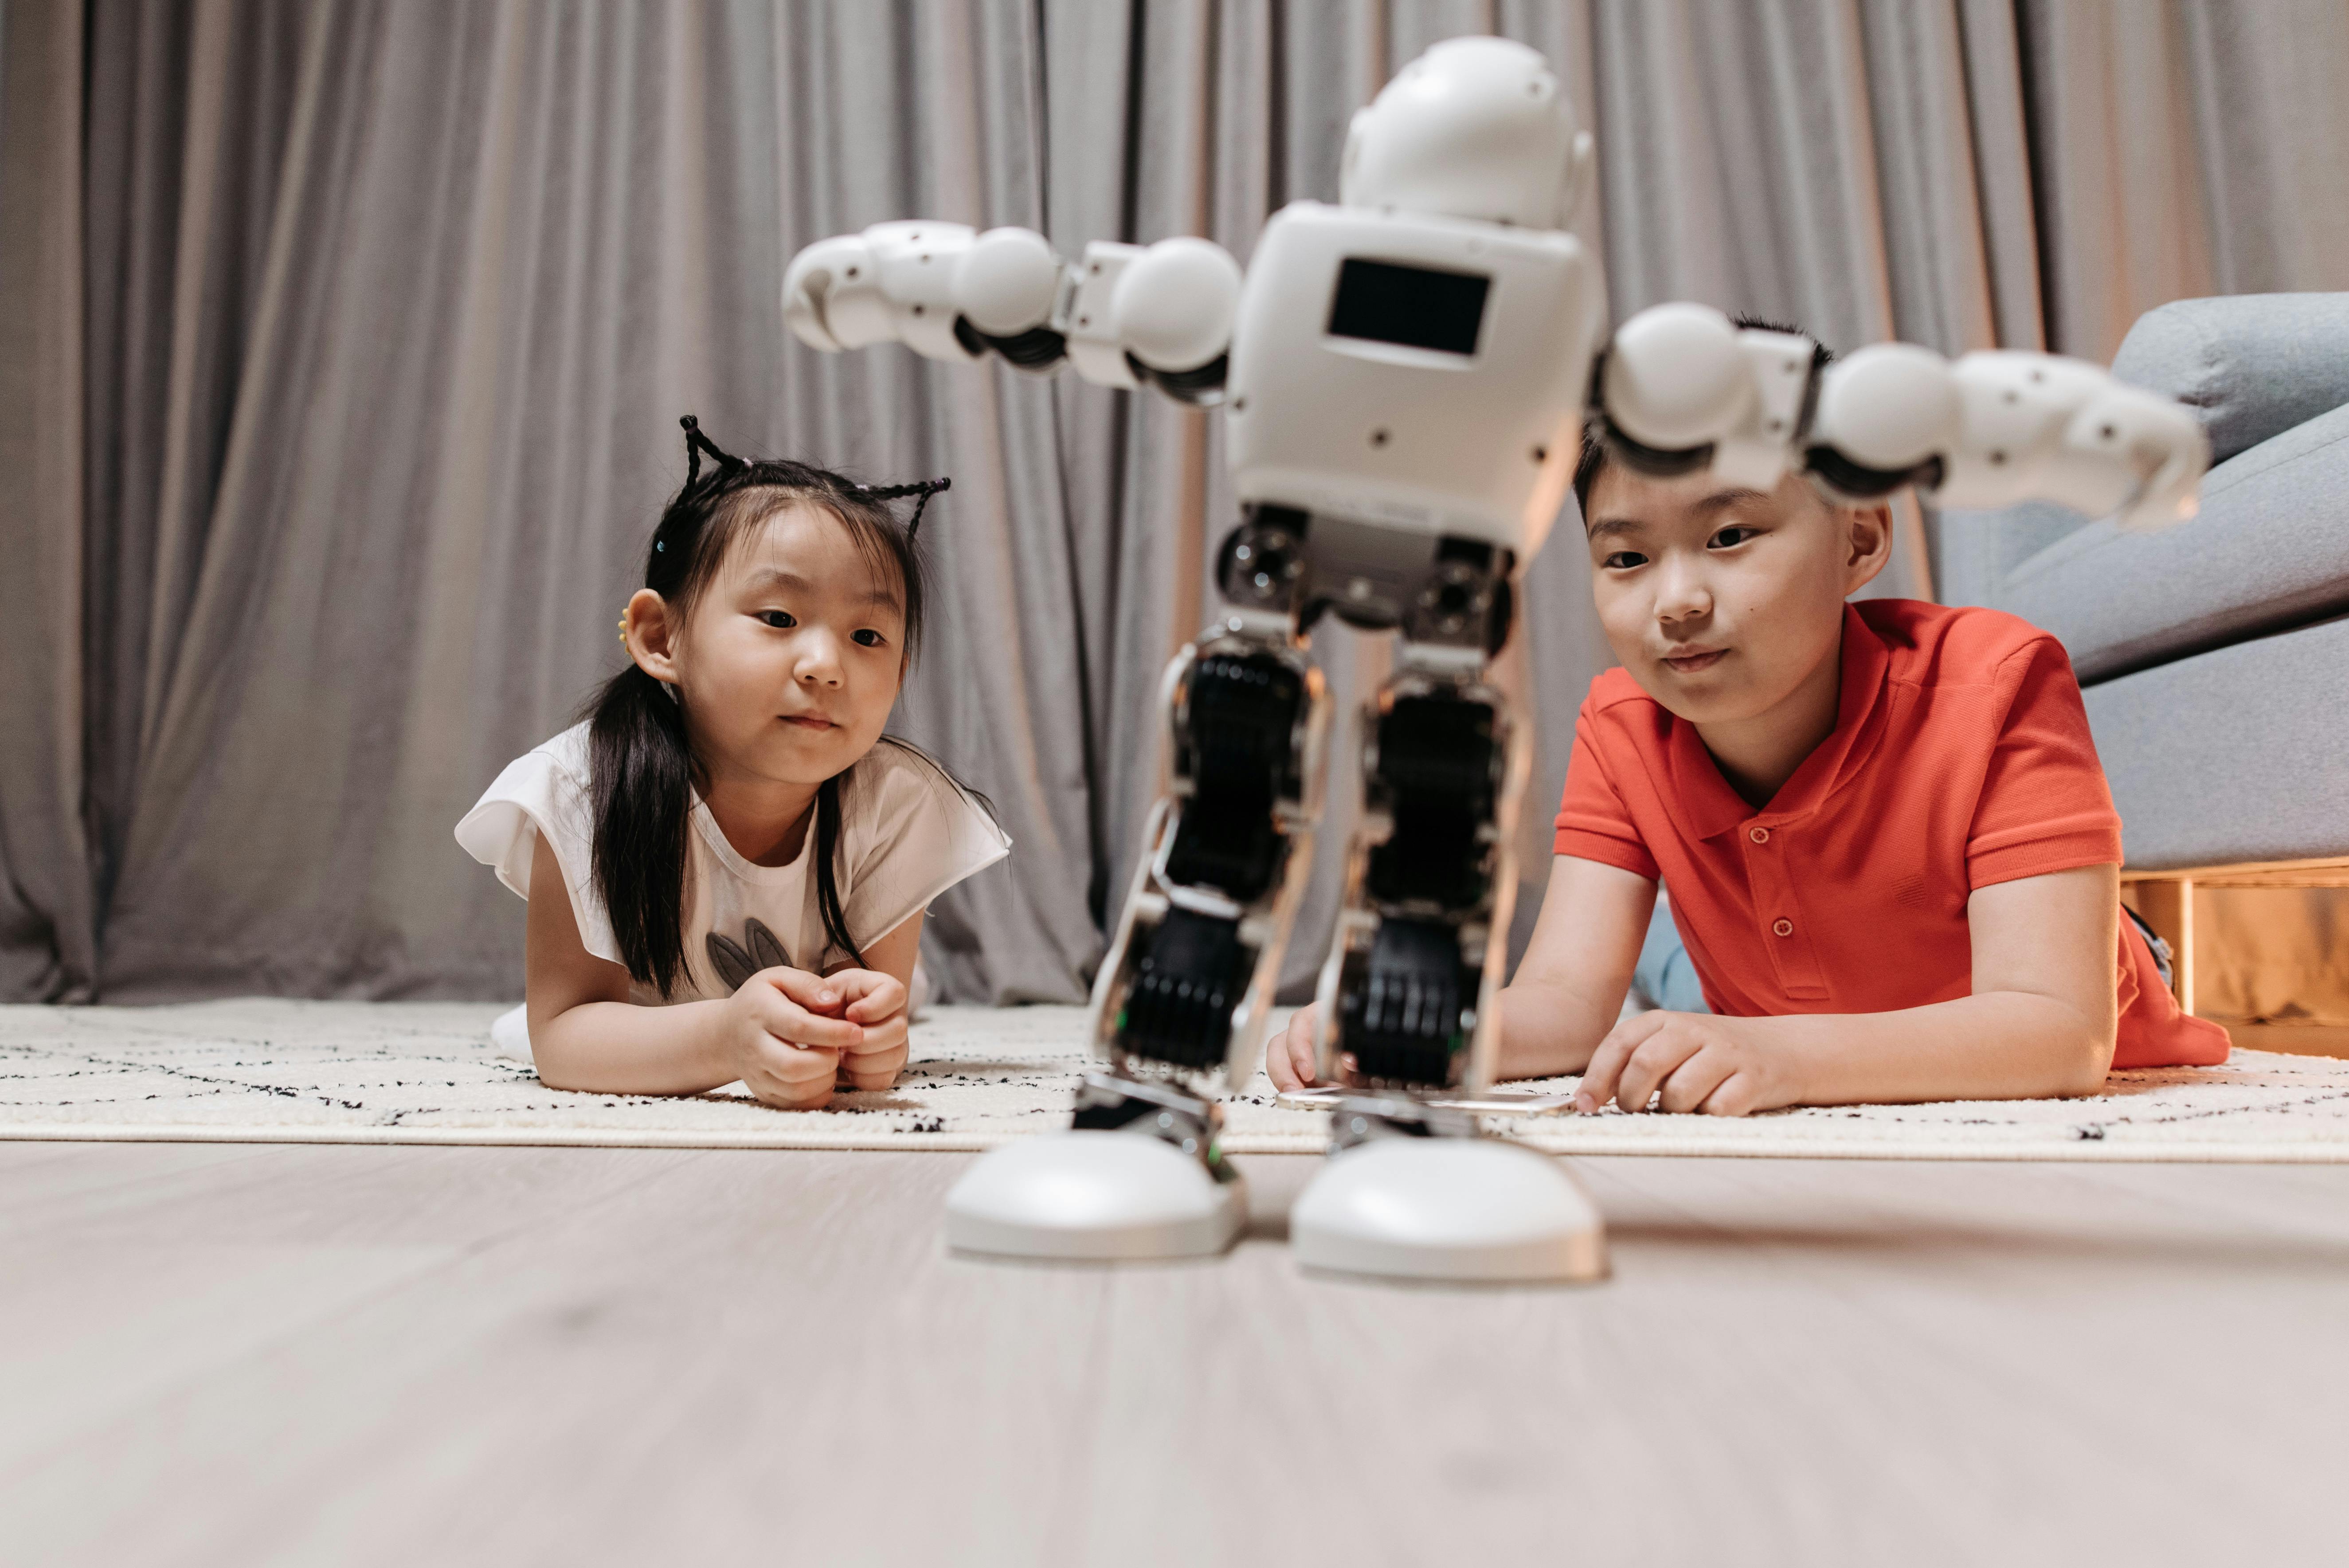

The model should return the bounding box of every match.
[858,475,952,536]
[677,414,949,536]
[680,414,744,494]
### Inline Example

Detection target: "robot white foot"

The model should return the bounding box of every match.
[1288,625,1609,1284]
[945,1132,1248,1261]
[1292,1131,1605,1283]
[944,1071,1248,1261]
[945,605,1325,1266]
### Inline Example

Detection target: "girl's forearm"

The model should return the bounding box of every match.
[531,997,734,1095]
[1752,989,2115,1105]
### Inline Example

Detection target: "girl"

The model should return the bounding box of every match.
[457,418,1009,1109]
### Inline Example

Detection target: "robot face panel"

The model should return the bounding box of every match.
[1225,202,1599,554]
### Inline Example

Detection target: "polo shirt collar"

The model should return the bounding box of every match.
[1664,602,1891,840]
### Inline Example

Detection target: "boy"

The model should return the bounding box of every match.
[1270,343,2228,1114]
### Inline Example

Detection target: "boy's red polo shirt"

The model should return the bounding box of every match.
[1554,598,2229,1069]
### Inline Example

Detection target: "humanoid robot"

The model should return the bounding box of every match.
[782,37,2207,1279]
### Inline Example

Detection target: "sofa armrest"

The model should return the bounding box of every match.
[2113,293,2349,464]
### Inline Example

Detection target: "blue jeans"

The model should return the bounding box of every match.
[2124,904,2176,988]
[1633,895,1710,1013]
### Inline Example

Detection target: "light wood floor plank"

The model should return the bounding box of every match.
[1,1145,2343,1566]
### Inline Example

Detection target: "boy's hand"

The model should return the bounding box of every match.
[822,968,910,1092]
[1267,1005,1323,1091]
[718,968,863,1109]
[1572,1011,1793,1118]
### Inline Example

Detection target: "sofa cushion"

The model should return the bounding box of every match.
[1972,398,2349,684]
[2083,614,2349,870]
[2113,293,2349,464]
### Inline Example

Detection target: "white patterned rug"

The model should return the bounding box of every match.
[5,999,2349,1161]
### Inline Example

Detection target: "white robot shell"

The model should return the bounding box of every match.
[1224,201,1602,558]
[1112,238,1244,373]
[1602,303,1758,450]
[1600,305,1817,493]
[1926,351,2209,529]
[1805,342,2209,529]
[781,220,990,364]
[957,227,1065,336]
[1339,35,1595,231]
[1809,343,1963,475]
[781,233,882,352]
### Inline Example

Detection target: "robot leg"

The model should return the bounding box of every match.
[945,506,1327,1260]
[1292,557,1606,1283]
[1087,504,1329,1096]
[1314,650,1523,1118]
[1313,563,1526,1106]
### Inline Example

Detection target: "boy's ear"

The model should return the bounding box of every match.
[624,589,683,684]
[1841,502,1895,595]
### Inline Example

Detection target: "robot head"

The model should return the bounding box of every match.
[1339,36,1594,231]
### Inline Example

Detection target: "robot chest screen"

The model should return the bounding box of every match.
[1326,258,1492,357]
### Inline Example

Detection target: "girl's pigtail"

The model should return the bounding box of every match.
[588,662,699,997]
[811,774,868,971]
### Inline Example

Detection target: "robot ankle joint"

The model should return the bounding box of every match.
[1070,1071,1234,1173]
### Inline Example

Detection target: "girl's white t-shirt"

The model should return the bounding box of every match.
[456,723,1010,1004]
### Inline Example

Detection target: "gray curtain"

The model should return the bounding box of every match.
[0,0,95,1001]
[6,0,2346,1005]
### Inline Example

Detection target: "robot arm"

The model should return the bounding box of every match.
[782,223,1243,403]
[1597,303,2208,531]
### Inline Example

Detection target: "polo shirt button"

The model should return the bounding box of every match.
[1772,918,1794,937]
[1749,826,1770,844]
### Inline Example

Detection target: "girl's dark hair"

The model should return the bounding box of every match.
[585,416,968,998]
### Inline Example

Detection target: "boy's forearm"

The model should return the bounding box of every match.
[1750,989,2115,1105]
[532,997,733,1095]
[1495,857,1657,1081]
[1495,981,1625,1080]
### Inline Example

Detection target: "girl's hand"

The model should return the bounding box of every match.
[1571,1011,1793,1118]
[825,968,910,1092]
[1268,1005,1322,1091]
[718,968,865,1109]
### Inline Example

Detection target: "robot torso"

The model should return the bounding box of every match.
[1225,201,1600,561]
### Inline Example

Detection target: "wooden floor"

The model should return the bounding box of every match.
[4,1144,2346,1566]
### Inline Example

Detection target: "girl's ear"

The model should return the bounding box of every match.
[624,589,684,685]
[1841,502,1895,594]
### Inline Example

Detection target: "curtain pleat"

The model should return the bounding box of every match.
[0,0,96,1000]
[6,0,2347,1003]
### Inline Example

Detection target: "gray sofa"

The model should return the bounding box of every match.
[1937,294,2349,872]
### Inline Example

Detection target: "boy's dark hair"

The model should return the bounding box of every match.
[1573,317,1836,518]
[585,418,980,998]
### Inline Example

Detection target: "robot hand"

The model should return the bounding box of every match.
[1598,303,2209,532]
[782,223,1243,402]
